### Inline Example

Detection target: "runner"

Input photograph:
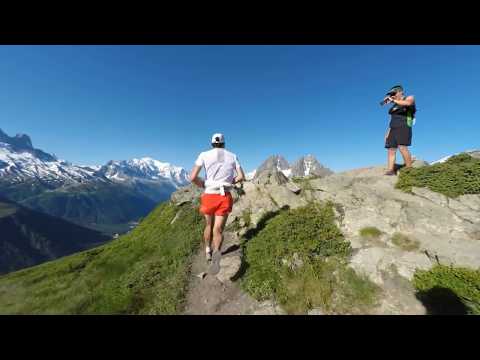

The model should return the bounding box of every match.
[189,133,245,275]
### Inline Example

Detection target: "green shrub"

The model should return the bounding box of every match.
[391,232,420,251]
[413,265,480,315]
[359,227,382,238]
[396,153,480,198]
[242,203,379,314]
[242,210,251,227]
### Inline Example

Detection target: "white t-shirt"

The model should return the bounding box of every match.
[195,148,241,187]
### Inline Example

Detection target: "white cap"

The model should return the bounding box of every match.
[211,133,225,144]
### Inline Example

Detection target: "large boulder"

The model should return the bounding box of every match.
[252,169,289,186]
[170,184,202,206]
[227,171,308,230]
[468,150,480,160]
[411,159,429,168]
[307,166,480,271]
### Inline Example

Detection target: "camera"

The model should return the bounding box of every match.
[380,91,396,106]
[380,98,392,106]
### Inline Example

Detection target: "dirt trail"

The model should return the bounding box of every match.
[183,232,267,315]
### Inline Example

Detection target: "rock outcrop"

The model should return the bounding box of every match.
[174,157,480,315]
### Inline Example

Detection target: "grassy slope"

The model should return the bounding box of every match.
[0,197,111,274]
[242,203,379,314]
[0,201,203,314]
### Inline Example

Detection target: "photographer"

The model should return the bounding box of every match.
[381,85,416,176]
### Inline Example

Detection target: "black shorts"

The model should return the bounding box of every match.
[385,126,412,148]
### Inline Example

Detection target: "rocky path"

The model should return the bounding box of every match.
[183,232,284,315]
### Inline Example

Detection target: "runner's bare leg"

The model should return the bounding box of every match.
[212,215,228,252]
[204,215,214,250]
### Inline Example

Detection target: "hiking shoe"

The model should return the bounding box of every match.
[209,250,222,275]
[205,246,212,262]
[384,170,396,176]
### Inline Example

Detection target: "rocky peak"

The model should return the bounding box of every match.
[254,155,290,178]
[0,129,33,150]
[290,154,333,178]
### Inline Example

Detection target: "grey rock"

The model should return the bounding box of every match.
[411,159,429,168]
[170,184,202,206]
[371,268,426,315]
[253,169,289,186]
[307,308,325,315]
[252,301,286,315]
[411,187,448,207]
[349,247,432,285]
[457,194,480,212]
[468,150,480,160]
[307,167,480,271]
[285,181,302,194]
[216,255,242,283]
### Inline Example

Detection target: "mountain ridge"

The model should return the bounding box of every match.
[253,154,333,179]
[0,128,189,232]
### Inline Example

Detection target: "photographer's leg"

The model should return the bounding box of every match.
[387,147,396,172]
[399,146,412,168]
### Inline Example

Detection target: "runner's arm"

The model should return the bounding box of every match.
[189,165,205,188]
[234,166,245,184]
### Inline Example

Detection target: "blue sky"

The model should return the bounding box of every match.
[1,45,479,173]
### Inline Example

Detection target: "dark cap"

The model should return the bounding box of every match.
[386,85,404,96]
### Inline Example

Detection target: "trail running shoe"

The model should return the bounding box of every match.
[209,250,222,275]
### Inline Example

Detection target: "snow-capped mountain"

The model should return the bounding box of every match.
[0,128,191,232]
[253,154,333,179]
[431,150,480,164]
[81,165,102,172]
[0,131,99,185]
[0,129,189,188]
[98,157,189,188]
[290,154,334,178]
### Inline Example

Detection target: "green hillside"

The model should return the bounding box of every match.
[19,182,157,234]
[0,201,203,314]
[0,197,110,274]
